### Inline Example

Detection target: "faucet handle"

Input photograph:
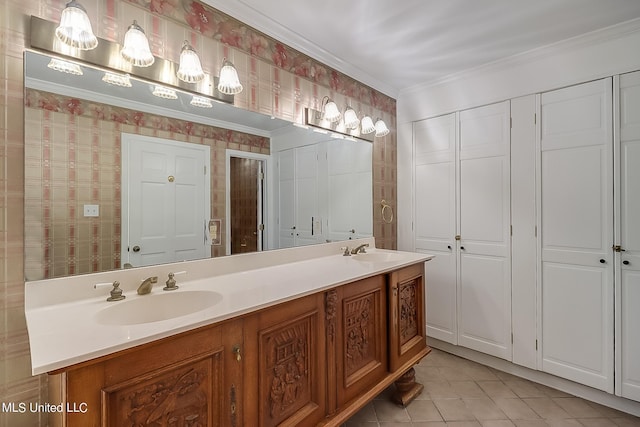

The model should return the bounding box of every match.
[341,246,351,256]
[95,281,126,302]
[164,271,186,291]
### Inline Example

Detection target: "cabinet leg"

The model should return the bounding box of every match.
[391,367,424,407]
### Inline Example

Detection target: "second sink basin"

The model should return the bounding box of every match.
[352,251,404,263]
[95,290,223,325]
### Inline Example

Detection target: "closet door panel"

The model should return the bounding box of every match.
[540,78,613,392]
[414,114,457,343]
[458,101,511,360]
[618,71,640,402]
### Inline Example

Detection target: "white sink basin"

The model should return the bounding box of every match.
[95,290,223,325]
[352,251,404,263]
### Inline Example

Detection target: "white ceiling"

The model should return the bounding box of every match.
[203,0,640,97]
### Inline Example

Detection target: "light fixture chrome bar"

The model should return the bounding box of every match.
[304,107,374,142]
[30,16,233,104]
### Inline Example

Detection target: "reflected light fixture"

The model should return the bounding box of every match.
[152,85,178,99]
[55,0,98,50]
[47,58,83,75]
[121,20,155,67]
[321,96,341,123]
[360,116,375,134]
[102,71,132,87]
[190,95,213,108]
[374,119,390,137]
[177,41,205,83]
[343,106,360,130]
[217,59,243,95]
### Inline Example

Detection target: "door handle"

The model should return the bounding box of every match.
[132,245,141,252]
[623,260,630,266]
[599,259,606,264]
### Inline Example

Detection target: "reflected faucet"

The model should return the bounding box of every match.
[351,243,369,254]
[137,276,158,295]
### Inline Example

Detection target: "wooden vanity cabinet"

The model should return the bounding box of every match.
[48,262,429,426]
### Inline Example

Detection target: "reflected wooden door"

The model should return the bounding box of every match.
[230,157,263,254]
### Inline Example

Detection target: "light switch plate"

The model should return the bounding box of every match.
[83,204,99,217]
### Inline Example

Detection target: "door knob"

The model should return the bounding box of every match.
[460,246,465,251]
[447,245,452,250]
[132,245,141,252]
[623,260,630,265]
[599,259,606,264]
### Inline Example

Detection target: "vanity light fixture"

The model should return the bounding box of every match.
[374,119,390,137]
[360,115,376,134]
[152,85,178,99]
[177,41,205,83]
[321,96,341,123]
[121,20,155,67]
[343,106,360,130]
[55,0,98,50]
[217,59,243,95]
[102,71,132,87]
[190,95,213,108]
[47,57,83,75]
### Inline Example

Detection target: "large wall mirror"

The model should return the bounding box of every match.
[24,50,373,281]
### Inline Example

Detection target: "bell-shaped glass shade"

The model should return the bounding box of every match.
[360,116,375,134]
[55,1,98,50]
[322,99,341,123]
[343,107,360,129]
[217,59,243,95]
[47,58,83,75]
[152,85,178,99]
[374,119,390,137]
[102,72,132,87]
[190,95,213,108]
[177,41,205,83]
[121,21,155,67]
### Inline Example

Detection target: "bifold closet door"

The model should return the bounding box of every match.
[540,78,614,393]
[618,71,640,402]
[414,113,457,344]
[457,101,512,360]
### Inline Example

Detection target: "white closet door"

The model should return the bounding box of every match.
[277,149,296,248]
[414,113,458,344]
[540,78,614,392]
[458,101,512,360]
[618,71,640,401]
[295,145,319,246]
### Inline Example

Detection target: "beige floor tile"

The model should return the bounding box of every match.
[503,380,548,398]
[345,422,380,427]
[440,366,475,381]
[611,417,640,426]
[425,380,460,398]
[463,397,509,420]
[450,380,490,398]
[523,398,571,419]
[493,398,541,420]
[349,402,378,422]
[545,419,582,427]
[477,381,519,399]
[480,421,516,427]
[411,422,447,427]
[461,364,501,381]
[445,422,483,427]
[433,398,476,421]
[551,398,602,418]
[512,421,549,427]
[406,399,443,422]
[577,418,619,427]
[372,399,411,422]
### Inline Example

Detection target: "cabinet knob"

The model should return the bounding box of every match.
[599,259,606,264]
[460,246,465,251]
[447,245,452,250]
[232,346,241,362]
[623,260,630,265]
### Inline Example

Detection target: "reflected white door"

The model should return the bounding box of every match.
[458,101,512,360]
[277,149,296,248]
[618,71,640,401]
[414,113,458,344]
[122,134,209,267]
[540,78,614,392]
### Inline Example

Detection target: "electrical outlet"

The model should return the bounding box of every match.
[83,204,99,217]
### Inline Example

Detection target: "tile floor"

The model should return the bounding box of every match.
[344,348,640,427]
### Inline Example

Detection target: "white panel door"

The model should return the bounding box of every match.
[123,134,209,267]
[618,71,640,401]
[277,149,296,248]
[413,113,458,344]
[540,78,614,392]
[458,101,512,360]
[295,144,319,246]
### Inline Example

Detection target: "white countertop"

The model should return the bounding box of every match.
[25,238,434,375]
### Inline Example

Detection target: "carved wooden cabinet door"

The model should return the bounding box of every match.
[244,292,327,427]
[388,263,427,372]
[329,275,387,408]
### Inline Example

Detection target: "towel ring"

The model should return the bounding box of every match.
[381,199,393,224]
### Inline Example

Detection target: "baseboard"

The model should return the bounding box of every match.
[428,337,640,418]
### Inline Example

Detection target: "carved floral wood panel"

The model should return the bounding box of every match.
[344,293,376,377]
[399,279,419,346]
[103,353,222,426]
[259,315,313,427]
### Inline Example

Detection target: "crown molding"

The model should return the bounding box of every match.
[399,16,640,96]
[201,0,399,99]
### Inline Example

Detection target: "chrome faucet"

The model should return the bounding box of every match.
[137,276,158,295]
[351,243,369,254]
